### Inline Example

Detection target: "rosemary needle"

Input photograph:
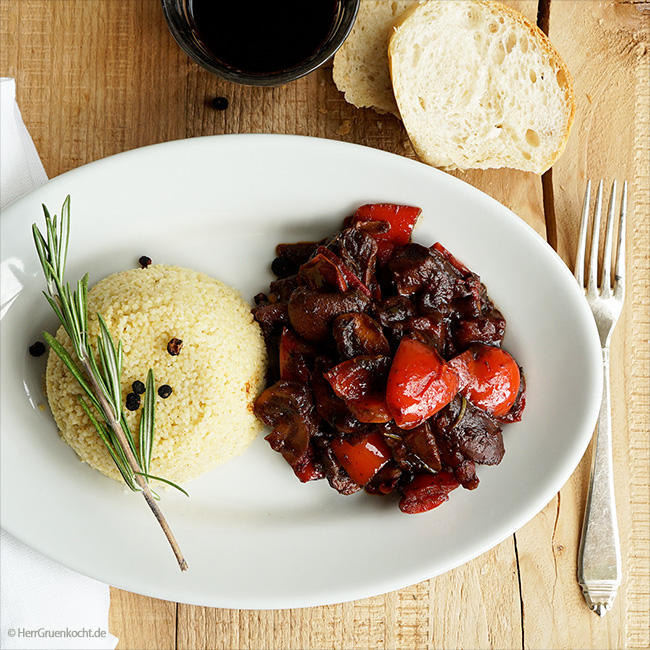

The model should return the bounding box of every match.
[33,196,189,571]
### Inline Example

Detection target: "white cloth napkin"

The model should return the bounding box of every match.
[0,78,119,650]
[0,78,48,210]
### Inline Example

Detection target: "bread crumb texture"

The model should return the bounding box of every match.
[389,0,575,172]
[333,0,420,116]
[45,265,267,485]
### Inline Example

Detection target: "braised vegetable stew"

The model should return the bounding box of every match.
[253,205,525,513]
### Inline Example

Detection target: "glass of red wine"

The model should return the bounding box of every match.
[161,0,360,86]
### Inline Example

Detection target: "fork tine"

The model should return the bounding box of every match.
[575,180,591,287]
[587,180,604,295]
[601,180,617,294]
[614,181,628,298]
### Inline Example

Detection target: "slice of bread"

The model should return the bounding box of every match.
[333,0,419,117]
[388,0,575,173]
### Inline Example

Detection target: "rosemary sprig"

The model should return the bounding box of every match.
[33,196,188,571]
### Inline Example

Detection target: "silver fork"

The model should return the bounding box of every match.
[574,179,627,616]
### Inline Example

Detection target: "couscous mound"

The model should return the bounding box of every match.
[45,264,267,485]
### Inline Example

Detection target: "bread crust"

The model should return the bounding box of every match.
[388,0,576,173]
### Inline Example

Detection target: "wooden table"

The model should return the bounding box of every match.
[2,1,648,648]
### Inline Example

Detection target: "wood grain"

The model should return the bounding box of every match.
[175,539,522,650]
[1,1,647,649]
[108,590,176,650]
[543,4,650,649]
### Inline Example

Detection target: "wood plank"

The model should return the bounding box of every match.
[515,2,650,649]
[427,539,523,649]
[177,540,521,650]
[1,0,188,177]
[108,588,176,650]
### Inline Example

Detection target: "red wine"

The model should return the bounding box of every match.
[189,0,341,74]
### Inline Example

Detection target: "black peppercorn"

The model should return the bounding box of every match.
[139,256,152,268]
[167,338,183,355]
[29,341,46,357]
[132,380,146,395]
[158,384,172,399]
[212,96,229,111]
[125,392,141,411]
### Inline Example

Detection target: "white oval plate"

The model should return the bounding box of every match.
[1,135,601,609]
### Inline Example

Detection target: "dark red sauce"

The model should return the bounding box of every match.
[189,0,340,74]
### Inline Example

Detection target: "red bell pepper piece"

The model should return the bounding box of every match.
[386,337,459,430]
[352,204,422,264]
[399,470,461,513]
[331,431,392,485]
[431,241,472,277]
[324,355,392,423]
[448,344,521,418]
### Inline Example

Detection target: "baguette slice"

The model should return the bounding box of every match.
[388,0,575,173]
[333,0,419,116]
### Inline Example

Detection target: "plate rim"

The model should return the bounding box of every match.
[0,133,602,609]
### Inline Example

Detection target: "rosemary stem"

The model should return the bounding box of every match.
[35,198,187,571]
[80,358,188,571]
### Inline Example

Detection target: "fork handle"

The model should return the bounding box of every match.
[577,347,622,616]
